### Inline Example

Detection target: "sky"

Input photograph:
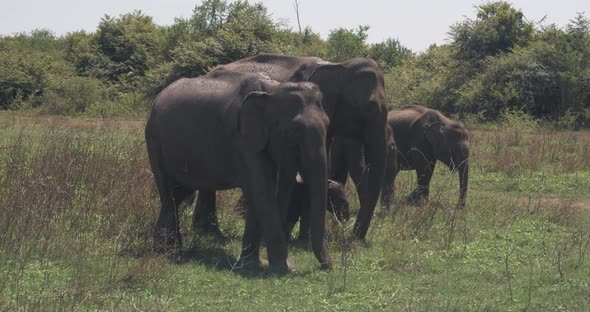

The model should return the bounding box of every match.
[1,0,589,52]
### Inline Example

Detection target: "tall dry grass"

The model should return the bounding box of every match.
[0,121,158,306]
[471,128,590,174]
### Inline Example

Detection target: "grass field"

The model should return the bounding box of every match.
[0,112,589,311]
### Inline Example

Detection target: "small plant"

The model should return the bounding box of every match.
[556,109,581,130]
[500,108,539,130]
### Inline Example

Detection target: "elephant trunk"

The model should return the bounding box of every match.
[455,143,469,209]
[353,122,387,240]
[301,134,332,270]
[457,158,469,209]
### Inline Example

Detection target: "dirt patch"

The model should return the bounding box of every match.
[513,196,590,222]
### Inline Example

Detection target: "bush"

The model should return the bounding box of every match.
[0,49,49,108]
[499,108,539,130]
[40,76,107,115]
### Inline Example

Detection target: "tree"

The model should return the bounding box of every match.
[217,0,279,62]
[450,1,533,65]
[0,30,71,109]
[190,0,228,36]
[326,25,369,62]
[94,10,164,87]
[368,38,413,70]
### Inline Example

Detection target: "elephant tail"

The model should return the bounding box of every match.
[145,112,165,189]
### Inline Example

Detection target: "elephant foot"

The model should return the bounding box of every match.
[268,258,296,275]
[455,201,466,209]
[234,254,263,271]
[153,228,182,254]
[193,222,226,240]
[406,192,427,206]
[319,261,332,271]
[377,205,390,218]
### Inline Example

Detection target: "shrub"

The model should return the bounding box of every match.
[40,76,107,115]
[500,108,539,130]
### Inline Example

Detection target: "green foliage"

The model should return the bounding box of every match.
[450,1,533,65]
[0,30,74,109]
[456,48,554,119]
[145,0,282,95]
[368,38,413,70]
[190,0,228,36]
[94,10,164,89]
[326,25,369,62]
[384,44,460,110]
[499,108,539,129]
[383,3,589,125]
[64,30,111,80]
[0,48,49,108]
[272,27,328,58]
[217,1,278,60]
[40,76,108,115]
[0,0,588,126]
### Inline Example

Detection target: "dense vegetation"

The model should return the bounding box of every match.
[1,1,589,127]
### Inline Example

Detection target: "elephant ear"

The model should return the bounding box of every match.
[239,91,269,152]
[425,121,445,143]
[309,64,346,117]
[424,120,450,161]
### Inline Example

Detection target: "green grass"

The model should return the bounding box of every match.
[1,112,589,311]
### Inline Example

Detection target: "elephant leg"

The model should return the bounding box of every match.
[148,142,182,253]
[153,178,182,253]
[381,166,398,213]
[380,148,399,213]
[173,187,193,209]
[238,160,290,274]
[192,190,223,237]
[237,202,262,268]
[410,161,435,205]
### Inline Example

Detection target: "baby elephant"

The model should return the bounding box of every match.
[286,178,350,242]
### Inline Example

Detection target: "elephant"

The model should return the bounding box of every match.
[195,53,389,240]
[286,178,350,243]
[331,104,470,212]
[145,69,332,273]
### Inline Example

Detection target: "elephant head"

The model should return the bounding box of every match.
[327,180,350,222]
[309,58,388,239]
[239,82,332,269]
[423,114,470,209]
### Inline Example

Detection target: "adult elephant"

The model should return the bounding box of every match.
[195,53,389,240]
[145,69,332,272]
[383,105,470,210]
[332,105,470,212]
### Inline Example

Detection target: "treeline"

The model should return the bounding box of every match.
[0,1,588,127]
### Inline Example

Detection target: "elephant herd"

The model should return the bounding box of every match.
[145,53,470,273]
